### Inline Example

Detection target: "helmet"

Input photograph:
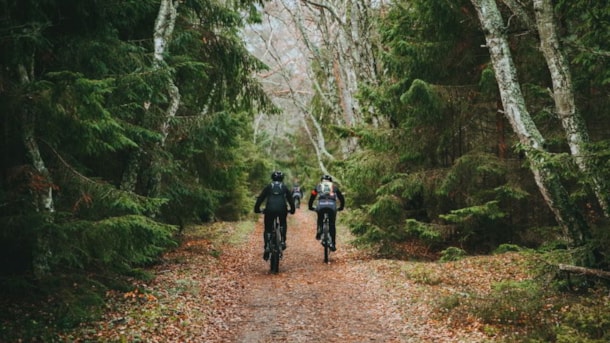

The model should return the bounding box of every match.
[321,174,332,182]
[271,171,284,181]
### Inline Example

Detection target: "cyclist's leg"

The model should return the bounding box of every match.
[279,212,288,249]
[329,209,338,250]
[315,208,326,239]
[263,213,274,258]
[319,207,333,237]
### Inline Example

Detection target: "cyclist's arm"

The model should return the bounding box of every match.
[336,188,345,210]
[285,188,296,213]
[254,186,269,213]
[308,188,318,209]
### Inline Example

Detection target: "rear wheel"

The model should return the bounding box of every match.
[270,249,280,273]
[270,220,282,273]
[323,222,330,263]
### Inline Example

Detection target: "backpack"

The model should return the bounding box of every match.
[266,181,287,212]
[317,180,336,200]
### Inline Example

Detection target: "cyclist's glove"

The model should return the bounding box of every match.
[290,209,295,214]
[254,209,262,214]
[309,206,315,211]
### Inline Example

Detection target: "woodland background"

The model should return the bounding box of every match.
[0,0,609,341]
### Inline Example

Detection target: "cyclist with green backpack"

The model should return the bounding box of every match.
[254,171,296,260]
[308,174,345,251]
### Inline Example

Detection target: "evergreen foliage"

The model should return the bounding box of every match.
[0,0,272,323]
[341,0,610,259]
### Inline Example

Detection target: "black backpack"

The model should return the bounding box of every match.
[266,181,287,212]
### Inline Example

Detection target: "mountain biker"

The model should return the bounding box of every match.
[254,171,295,260]
[308,174,345,251]
[292,183,303,208]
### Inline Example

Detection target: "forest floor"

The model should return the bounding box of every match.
[56,209,536,342]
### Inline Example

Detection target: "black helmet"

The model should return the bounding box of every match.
[271,171,284,181]
[321,174,332,182]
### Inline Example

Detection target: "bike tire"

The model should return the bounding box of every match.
[322,214,331,263]
[270,217,282,274]
[270,250,280,273]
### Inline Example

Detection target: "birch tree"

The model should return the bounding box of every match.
[148,0,181,197]
[18,63,55,278]
[531,0,609,217]
[247,0,385,176]
[498,0,609,218]
[470,0,589,243]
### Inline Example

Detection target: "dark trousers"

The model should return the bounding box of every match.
[263,211,287,245]
[317,207,337,244]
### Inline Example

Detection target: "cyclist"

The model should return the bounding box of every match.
[254,171,295,260]
[291,183,303,208]
[308,174,345,251]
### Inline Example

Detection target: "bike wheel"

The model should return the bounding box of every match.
[323,218,330,263]
[270,218,282,273]
[270,249,280,273]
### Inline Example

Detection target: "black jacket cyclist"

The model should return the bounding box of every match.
[254,171,295,260]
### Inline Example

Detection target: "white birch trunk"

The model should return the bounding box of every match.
[470,0,589,243]
[18,63,54,277]
[154,0,181,148]
[532,0,609,217]
[146,0,181,197]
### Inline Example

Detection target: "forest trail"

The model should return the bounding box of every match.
[213,209,488,343]
[219,209,406,342]
[64,209,499,342]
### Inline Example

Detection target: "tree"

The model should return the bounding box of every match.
[245,0,386,180]
[469,0,590,244]
[0,0,271,281]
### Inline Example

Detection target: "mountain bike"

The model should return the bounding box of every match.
[267,214,283,274]
[320,212,333,263]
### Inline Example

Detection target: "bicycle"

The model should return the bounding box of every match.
[320,212,333,263]
[266,214,283,274]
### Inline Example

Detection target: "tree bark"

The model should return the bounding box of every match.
[559,264,610,279]
[532,0,609,217]
[470,0,589,244]
[18,63,55,278]
[154,0,181,148]
[148,0,181,197]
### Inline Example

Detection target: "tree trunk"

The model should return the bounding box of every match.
[532,0,609,217]
[558,264,610,279]
[470,0,589,244]
[18,63,55,278]
[149,0,181,197]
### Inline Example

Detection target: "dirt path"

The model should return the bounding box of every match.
[63,208,498,342]
[219,209,407,342]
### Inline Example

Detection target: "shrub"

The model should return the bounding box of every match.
[439,247,466,262]
[472,280,544,327]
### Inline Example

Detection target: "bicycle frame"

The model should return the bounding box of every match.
[321,212,332,263]
[268,215,283,274]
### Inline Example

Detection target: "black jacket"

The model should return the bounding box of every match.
[254,181,295,214]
